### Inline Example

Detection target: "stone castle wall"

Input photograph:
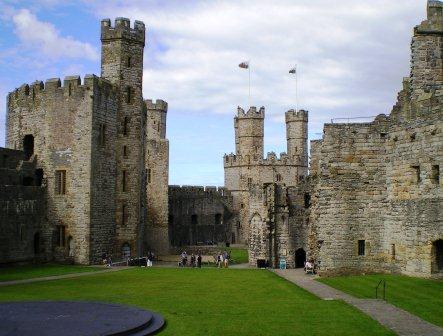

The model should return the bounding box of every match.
[168,186,234,246]
[308,1,443,277]
[0,148,45,264]
[6,75,118,264]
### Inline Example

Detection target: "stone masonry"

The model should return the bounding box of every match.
[168,186,234,247]
[224,107,308,245]
[2,18,170,264]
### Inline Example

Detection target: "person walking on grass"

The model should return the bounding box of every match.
[224,251,230,268]
[190,253,196,268]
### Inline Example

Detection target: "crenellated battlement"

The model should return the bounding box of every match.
[145,99,168,111]
[236,106,265,119]
[285,109,308,122]
[415,0,443,34]
[169,185,231,197]
[223,151,301,167]
[101,18,145,45]
[7,75,116,107]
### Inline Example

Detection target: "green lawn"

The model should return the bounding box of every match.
[0,264,102,282]
[228,247,248,264]
[318,274,443,327]
[0,268,394,336]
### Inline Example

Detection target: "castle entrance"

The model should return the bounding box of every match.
[432,239,443,273]
[295,248,306,268]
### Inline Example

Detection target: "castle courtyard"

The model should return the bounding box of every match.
[0,0,442,335]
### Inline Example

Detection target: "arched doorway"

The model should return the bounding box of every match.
[295,248,306,268]
[23,134,34,160]
[68,236,74,257]
[33,232,40,255]
[122,243,131,260]
[432,239,443,273]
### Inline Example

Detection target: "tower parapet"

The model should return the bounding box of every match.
[146,99,168,140]
[101,18,145,46]
[411,0,443,101]
[234,106,264,158]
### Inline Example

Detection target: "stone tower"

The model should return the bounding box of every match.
[235,106,265,158]
[411,1,443,101]
[286,109,308,175]
[145,99,170,255]
[101,18,146,257]
[224,106,308,245]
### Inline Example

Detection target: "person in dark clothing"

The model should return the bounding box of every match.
[197,253,202,268]
[190,254,196,268]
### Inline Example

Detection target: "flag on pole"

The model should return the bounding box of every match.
[239,61,249,69]
[289,67,296,74]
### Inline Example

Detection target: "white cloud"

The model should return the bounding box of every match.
[85,0,423,128]
[12,9,98,60]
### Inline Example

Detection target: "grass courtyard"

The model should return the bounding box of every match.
[0,268,395,336]
[318,274,443,328]
[0,264,102,282]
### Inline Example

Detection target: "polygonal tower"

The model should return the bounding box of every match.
[145,99,170,255]
[285,109,308,175]
[235,106,265,159]
[101,18,146,258]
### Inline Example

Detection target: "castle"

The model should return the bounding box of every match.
[1,1,442,277]
[2,18,169,264]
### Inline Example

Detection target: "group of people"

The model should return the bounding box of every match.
[215,251,230,268]
[179,251,202,268]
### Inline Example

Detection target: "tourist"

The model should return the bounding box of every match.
[102,253,107,265]
[224,251,230,268]
[190,253,196,267]
[217,252,224,268]
[197,253,202,268]
[147,251,153,267]
[107,255,112,267]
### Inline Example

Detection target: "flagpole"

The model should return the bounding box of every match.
[248,64,251,108]
[295,65,298,112]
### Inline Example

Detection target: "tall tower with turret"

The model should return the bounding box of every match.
[145,99,170,255]
[286,109,308,176]
[101,18,146,258]
[235,106,265,158]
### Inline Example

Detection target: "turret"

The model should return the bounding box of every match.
[411,1,443,100]
[146,99,168,140]
[100,18,145,89]
[285,109,308,168]
[234,106,265,159]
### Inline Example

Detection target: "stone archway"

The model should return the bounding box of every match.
[122,243,131,260]
[295,248,306,268]
[432,239,443,273]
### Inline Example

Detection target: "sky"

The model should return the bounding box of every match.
[0,0,426,186]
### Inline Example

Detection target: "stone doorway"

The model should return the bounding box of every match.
[432,239,443,273]
[295,248,306,268]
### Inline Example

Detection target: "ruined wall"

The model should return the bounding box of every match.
[308,1,443,277]
[168,186,234,247]
[145,99,170,254]
[0,148,45,264]
[248,183,295,268]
